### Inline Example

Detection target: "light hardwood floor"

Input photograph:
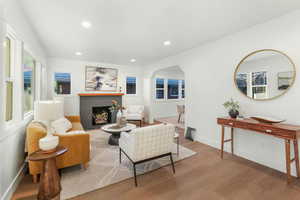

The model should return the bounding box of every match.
[13,126,300,200]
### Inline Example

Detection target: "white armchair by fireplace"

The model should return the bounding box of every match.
[123,105,145,127]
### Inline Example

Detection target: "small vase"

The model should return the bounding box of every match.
[229,110,239,119]
[111,110,117,123]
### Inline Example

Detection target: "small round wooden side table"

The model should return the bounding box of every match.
[28,146,68,200]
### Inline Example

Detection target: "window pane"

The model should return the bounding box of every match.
[23,50,35,113]
[54,72,71,95]
[181,80,185,98]
[4,37,11,77]
[156,78,164,89]
[126,77,136,94]
[5,82,13,121]
[168,79,179,99]
[252,71,267,85]
[156,89,164,99]
[236,73,247,95]
[252,86,267,99]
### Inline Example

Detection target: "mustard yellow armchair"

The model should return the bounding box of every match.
[26,116,90,183]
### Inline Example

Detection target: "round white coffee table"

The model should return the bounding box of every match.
[102,123,136,146]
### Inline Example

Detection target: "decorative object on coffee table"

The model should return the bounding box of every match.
[28,146,68,200]
[102,123,136,145]
[34,101,64,153]
[250,116,285,124]
[223,98,240,118]
[109,100,125,123]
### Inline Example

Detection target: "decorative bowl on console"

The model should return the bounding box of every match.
[250,116,285,124]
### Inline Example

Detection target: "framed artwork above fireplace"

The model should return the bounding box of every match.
[85,66,118,91]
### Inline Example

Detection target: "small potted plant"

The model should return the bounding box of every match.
[223,98,240,118]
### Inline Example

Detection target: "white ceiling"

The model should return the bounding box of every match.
[20,0,300,65]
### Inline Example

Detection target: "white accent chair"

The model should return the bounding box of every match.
[119,123,176,186]
[123,105,145,127]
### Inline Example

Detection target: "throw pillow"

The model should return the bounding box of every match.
[51,117,72,134]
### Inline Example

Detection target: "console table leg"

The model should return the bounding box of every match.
[285,139,292,184]
[293,139,300,178]
[231,128,234,155]
[221,126,225,159]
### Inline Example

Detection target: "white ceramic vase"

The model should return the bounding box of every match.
[39,134,59,151]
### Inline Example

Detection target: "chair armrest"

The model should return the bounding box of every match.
[65,116,81,123]
[56,133,90,166]
[119,132,135,159]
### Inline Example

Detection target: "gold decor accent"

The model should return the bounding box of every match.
[234,49,296,101]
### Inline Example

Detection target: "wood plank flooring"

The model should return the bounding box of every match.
[13,125,300,200]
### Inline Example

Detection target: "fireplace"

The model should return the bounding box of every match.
[79,93,123,129]
[92,106,111,125]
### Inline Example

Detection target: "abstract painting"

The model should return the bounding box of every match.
[85,66,118,91]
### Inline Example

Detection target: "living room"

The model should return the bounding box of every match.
[1,1,300,200]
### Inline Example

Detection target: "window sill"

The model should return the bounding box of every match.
[125,94,138,97]
[154,99,184,103]
[53,94,73,97]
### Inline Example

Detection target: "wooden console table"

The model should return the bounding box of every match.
[217,117,300,184]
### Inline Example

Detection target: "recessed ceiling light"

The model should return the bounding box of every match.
[163,40,171,46]
[130,59,136,63]
[81,21,92,29]
[75,52,82,56]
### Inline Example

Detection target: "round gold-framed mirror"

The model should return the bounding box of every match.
[234,49,296,101]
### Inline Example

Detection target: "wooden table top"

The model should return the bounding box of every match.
[218,117,300,132]
[28,146,68,161]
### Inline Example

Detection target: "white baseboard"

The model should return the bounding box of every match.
[1,163,26,200]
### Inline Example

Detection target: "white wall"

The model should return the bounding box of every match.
[0,0,47,199]
[152,67,185,119]
[47,58,144,115]
[144,10,300,176]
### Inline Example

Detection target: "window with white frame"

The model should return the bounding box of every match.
[23,49,36,114]
[251,71,267,99]
[155,78,165,99]
[167,79,179,99]
[54,72,71,95]
[181,80,185,99]
[155,78,185,100]
[126,76,136,95]
[4,36,14,121]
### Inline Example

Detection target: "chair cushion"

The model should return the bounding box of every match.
[56,130,86,135]
[125,113,142,120]
[51,117,72,134]
[70,122,84,131]
[127,105,143,114]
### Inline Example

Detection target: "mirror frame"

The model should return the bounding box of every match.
[234,49,296,101]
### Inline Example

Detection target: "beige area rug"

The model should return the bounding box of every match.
[60,129,196,199]
[156,116,185,130]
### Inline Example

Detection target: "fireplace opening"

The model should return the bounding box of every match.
[92,106,111,125]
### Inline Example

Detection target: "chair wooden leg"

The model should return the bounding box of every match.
[178,114,181,123]
[133,163,138,187]
[169,153,175,174]
[33,174,38,183]
[82,162,89,170]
